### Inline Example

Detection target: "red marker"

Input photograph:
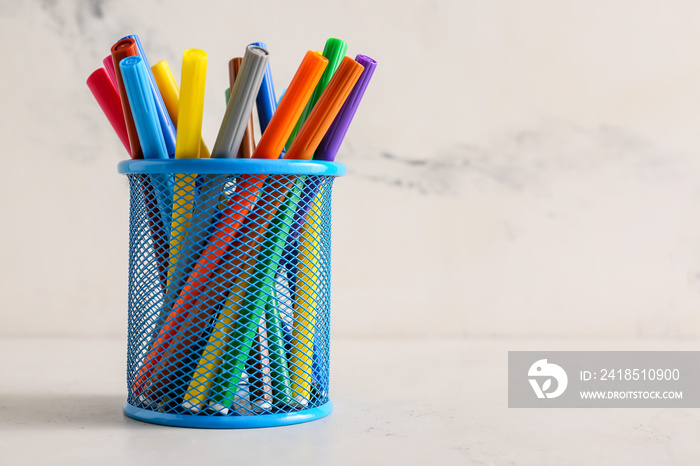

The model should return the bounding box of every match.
[111,38,143,159]
[86,68,130,155]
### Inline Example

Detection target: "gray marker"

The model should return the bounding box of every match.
[163,46,270,312]
[177,47,270,408]
[212,45,269,158]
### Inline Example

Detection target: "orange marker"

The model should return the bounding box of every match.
[253,51,328,159]
[285,56,364,160]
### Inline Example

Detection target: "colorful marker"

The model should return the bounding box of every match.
[86,68,130,155]
[159,51,209,397]
[285,38,347,150]
[132,49,207,395]
[254,51,328,159]
[151,60,210,158]
[119,55,172,300]
[249,41,277,136]
[231,55,274,410]
[119,56,168,159]
[151,58,211,315]
[283,55,377,303]
[174,50,327,322]
[120,34,177,157]
[163,45,270,321]
[264,56,363,405]
[284,56,364,160]
[111,38,142,159]
[207,56,360,409]
[229,57,256,159]
[87,65,170,291]
[307,54,377,392]
[212,45,269,158]
[180,51,329,410]
[289,190,325,404]
[102,56,118,88]
[315,54,377,161]
[164,47,208,293]
[209,178,305,411]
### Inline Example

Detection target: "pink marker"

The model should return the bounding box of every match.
[102,55,118,88]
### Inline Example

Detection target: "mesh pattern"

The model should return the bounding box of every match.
[125,171,335,416]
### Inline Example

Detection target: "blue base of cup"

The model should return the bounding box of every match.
[123,401,333,429]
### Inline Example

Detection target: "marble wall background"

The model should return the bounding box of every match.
[2,0,700,338]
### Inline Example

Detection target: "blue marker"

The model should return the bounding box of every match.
[121,34,177,157]
[120,56,167,159]
[120,56,172,256]
[250,42,277,136]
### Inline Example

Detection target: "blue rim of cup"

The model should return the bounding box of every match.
[118,159,346,176]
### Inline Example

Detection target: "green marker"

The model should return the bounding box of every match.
[210,177,305,412]
[284,38,347,151]
[265,293,293,405]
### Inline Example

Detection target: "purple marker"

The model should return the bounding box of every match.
[291,54,377,237]
[284,54,377,248]
[314,54,377,161]
[279,53,377,334]
[285,54,377,248]
[276,55,377,397]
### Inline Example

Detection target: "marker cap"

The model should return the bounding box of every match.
[249,41,278,135]
[151,60,211,158]
[121,34,178,156]
[285,38,348,150]
[285,57,364,160]
[120,56,168,159]
[102,56,118,87]
[229,57,256,158]
[252,51,328,159]
[175,49,208,159]
[111,38,143,159]
[212,45,269,158]
[314,54,377,161]
[86,68,130,155]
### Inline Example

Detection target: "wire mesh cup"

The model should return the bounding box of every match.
[117,158,345,428]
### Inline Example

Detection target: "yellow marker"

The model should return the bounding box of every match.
[182,194,288,411]
[166,49,208,288]
[289,191,323,404]
[182,223,266,411]
[181,270,249,412]
[152,59,210,158]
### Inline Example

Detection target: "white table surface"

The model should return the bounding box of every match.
[1,337,699,465]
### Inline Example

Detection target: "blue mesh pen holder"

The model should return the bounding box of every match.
[117,158,345,428]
